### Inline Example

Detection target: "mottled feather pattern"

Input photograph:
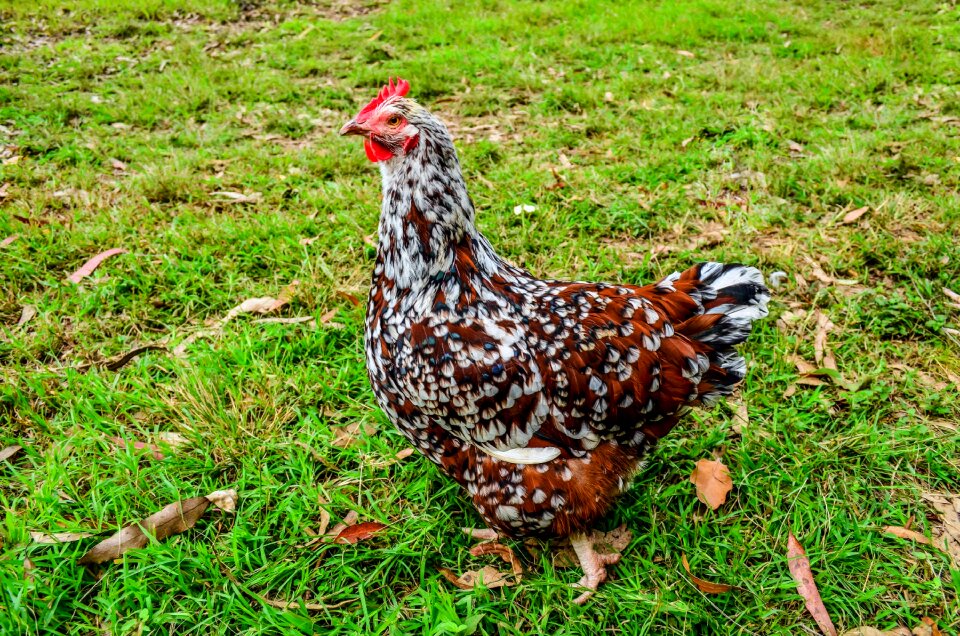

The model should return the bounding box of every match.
[361,96,769,538]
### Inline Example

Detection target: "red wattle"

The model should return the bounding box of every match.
[364,137,394,162]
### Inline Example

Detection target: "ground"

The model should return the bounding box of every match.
[1,0,959,634]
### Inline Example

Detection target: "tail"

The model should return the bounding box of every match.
[668,262,770,405]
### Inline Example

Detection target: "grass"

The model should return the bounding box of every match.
[1,0,959,633]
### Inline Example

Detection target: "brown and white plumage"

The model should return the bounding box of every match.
[341,79,769,602]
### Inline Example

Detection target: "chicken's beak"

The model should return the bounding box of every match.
[339,119,367,137]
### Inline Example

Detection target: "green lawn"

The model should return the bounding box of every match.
[2,0,959,633]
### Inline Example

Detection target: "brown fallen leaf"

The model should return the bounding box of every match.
[813,311,838,372]
[316,498,332,536]
[841,628,911,636]
[440,565,512,590]
[110,158,128,174]
[336,290,362,306]
[881,525,931,546]
[919,618,943,636]
[395,448,415,460]
[786,532,837,636]
[261,596,340,611]
[270,279,300,312]
[109,436,165,460]
[31,531,94,544]
[921,492,960,567]
[173,284,301,357]
[319,308,339,325]
[690,459,733,510]
[841,206,870,224]
[212,190,262,203]
[470,541,523,578]
[78,489,236,565]
[299,236,320,245]
[253,316,316,327]
[17,305,37,328]
[0,445,23,463]
[156,432,190,448]
[324,510,359,541]
[67,248,128,284]
[330,421,375,448]
[1,234,19,247]
[676,49,695,58]
[681,554,733,593]
[206,489,238,512]
[804,257,836,286]
[334,521,387,544]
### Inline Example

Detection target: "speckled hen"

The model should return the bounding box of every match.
[340,79,770,603]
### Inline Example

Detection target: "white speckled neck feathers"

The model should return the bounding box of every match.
[373,113,504,292]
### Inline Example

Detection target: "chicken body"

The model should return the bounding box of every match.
[342,79,769,601]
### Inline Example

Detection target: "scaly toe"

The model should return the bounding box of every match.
[461,527,499,542]
[597,551,622,566]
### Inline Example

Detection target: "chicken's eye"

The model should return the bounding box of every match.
[386,114,402,128]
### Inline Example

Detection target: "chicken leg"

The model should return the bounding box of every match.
[570,532,622,604]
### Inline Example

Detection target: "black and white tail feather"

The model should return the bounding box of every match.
[678,262,770,406]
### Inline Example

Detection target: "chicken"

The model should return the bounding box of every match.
[340,78,770,602]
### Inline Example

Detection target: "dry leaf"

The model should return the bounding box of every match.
[331,421,375,448]
[67,248,128,284]
[0,445,23,462]
[206,489,237,512]
[440,565,511,589]
[731,399,749,435]
[110,158,128,173]
[31,531,93,544]
[881,525,931,546]
[78,489,234,565]
[944,288,960,304]
[676,49,695,58]
[174,283,300,357]
[270,279,300,312]
[100,345,165,371]
[299,236,319,245]
[1,234,19,247]
[316,501,332,537]
[17,305,37,328]
[681,554,733,593]
[319,308,339,325]
[324,510,359,540]
[813,311,838,372]
[842,628,911,636]
[786,532,837,636]
[841,206,870,224]
[253,316,315,327]
[805,257,835,285]
[333,521,387,544]
[109,436,164,460]
[156,432,190,447]
[212,190,262,203]
[921,492,960,567]
[261,596,330,611]
[690,459,733,510]
[470,541,523,578]
[395,448,415,460]
[919,618,943,636]
[337,290,362,306]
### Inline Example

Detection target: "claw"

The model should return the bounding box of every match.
[569,532,622,604]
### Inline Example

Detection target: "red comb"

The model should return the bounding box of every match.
[355,77,410,123]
